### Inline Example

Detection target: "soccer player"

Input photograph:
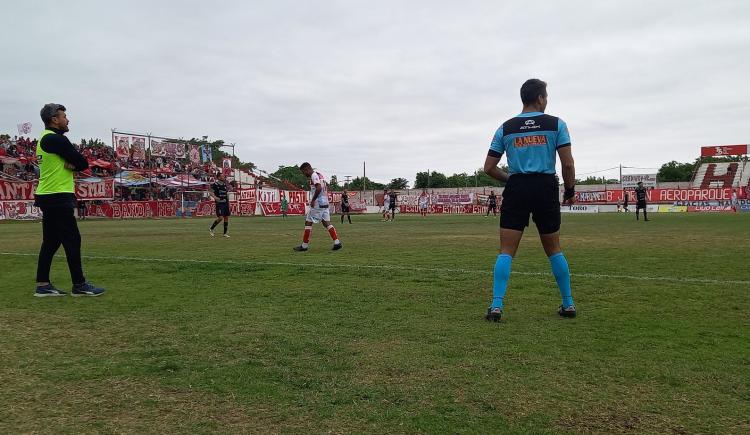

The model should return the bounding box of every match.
[634,181,649,221]
[623,191,630,212]
[418,190,429,217]
[388,190,398,221]
[382,189,391,221]
[485,191,498,217]
[281,192,288,219]
[34,103,105,297]
[340,189,352,224]
[293,163,342,251]
[483,79,577,322]
[209,173,231,237]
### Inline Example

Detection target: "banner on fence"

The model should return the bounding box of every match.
[622,174,657,189]
[151,140,187,159]
[575,188,735,204]
[1,201,42,220]
[114,135,130,159]
[131,137,146,161]
[399,204,486,214]
[0,179,114,201]
[657,205,687,213]
[687,205,734,212]
[561,205,599,213]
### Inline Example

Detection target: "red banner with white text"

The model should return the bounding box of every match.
[574,188,742,204]
[700,144,748,157]
[0,179,115,201]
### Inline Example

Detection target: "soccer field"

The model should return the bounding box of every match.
[1,214,748,434]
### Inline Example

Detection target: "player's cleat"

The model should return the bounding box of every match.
[332,242,343,251]
[558,305,577,318]
[34,284,67,297]
[293,245,309,252]
[72,282,106,297]
[485,307,502,322]
[209,228,215,237]
[223,234,230,238]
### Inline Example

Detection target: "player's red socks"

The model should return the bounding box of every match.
[326,225,339,243]
[302,225,312,247]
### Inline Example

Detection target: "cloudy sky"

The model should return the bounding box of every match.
[2,0,749,184]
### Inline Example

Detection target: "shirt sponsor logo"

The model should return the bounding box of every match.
[514,135,548,148]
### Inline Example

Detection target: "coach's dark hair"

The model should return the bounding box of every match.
[299,162,312,170]
[40,103,66,126]
[520,79,547,105]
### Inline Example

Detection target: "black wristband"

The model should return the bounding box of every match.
[563,187,575,199]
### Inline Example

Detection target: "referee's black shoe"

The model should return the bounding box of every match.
[558,305,577,318]
[485,307,502,322]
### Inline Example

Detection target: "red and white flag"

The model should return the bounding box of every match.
[17,122,32,135]
[222,157,232,177]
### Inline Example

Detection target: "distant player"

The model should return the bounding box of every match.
[340,189,352,224]
[382,189,391,221]
[418,190,429,217]
[388,190,398,221]
[293,163,342,251]
[209,173,230,237]
[485,191,498,217]
[634,181,649,221]
[281,193,288,219]
[483,78,577,322]
[623,191,630,212]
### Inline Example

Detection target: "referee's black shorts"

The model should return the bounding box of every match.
[216,201,231,217]
[500,173,561,235]
[636,200,647,209]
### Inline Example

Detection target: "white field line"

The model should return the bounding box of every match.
[1,252,748,286]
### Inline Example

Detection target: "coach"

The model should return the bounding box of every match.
[34,103,105,297]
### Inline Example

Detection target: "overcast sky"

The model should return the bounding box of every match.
[2,0,749,184]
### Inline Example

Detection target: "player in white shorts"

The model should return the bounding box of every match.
[293,163,342,251]
[382,189,391,221]
[419,190,429,217]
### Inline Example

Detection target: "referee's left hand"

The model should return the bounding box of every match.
[562,196,575,206]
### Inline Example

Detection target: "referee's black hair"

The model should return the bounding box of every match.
[520,79,547,105]
[299,162,312,170]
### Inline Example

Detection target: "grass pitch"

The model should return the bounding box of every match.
[1,213,748,434]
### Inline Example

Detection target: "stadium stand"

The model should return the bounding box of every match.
[692,162,745,188]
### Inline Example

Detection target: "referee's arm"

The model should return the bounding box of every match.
[557,146,576,205]
[484,153,509,182]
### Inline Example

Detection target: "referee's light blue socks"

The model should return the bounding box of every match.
[549,252,574,308]
[491,254,513,309]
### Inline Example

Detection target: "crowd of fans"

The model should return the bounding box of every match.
[1,134,226,201]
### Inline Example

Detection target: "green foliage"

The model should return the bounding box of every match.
[577,176,619,185]
[185,137,256,171]
[657,160,696,182]
[328,175,343,191]
[348,176,385,191]
[81,138,107,147]
[415,169,508,188]
[388,177,410,189]
[271,165,309,189]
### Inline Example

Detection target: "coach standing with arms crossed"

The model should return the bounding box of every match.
[482,79,576,321]
[34,104,105,297]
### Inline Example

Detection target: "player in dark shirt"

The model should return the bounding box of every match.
[388,191,398,221]
[209,174,231,237]
[340,189,352,224]
[485,191,498,217]
[634,182,649,221]
[623,191,630,212]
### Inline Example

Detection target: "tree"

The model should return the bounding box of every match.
[657,161,696,182]
[271,165,309,189]
[82,138,106,147]
[388,177,409,189]
[348,176,385,191]
[577,176,618,185]
[414,171,449,188]
[473,169,506,187]
[328,175,343,191]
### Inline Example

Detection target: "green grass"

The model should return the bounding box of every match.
[1,213,748,434]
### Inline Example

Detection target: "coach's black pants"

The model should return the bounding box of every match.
[36,207,85,284]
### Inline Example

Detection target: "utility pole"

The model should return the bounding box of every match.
[427,168,430,189]
[363,161,366,193]
[344,175,352,188]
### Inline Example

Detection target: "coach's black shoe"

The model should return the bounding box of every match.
[332,242,343,251]
[558,305,576,318]
[34,284,67,297]
[485,307,502,322]
[293,245,308,252]
[72,282,106,297]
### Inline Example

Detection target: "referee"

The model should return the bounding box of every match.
[483,79,577,321]
[34,104,105,297]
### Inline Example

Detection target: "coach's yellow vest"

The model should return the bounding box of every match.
[35,129,75,195]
